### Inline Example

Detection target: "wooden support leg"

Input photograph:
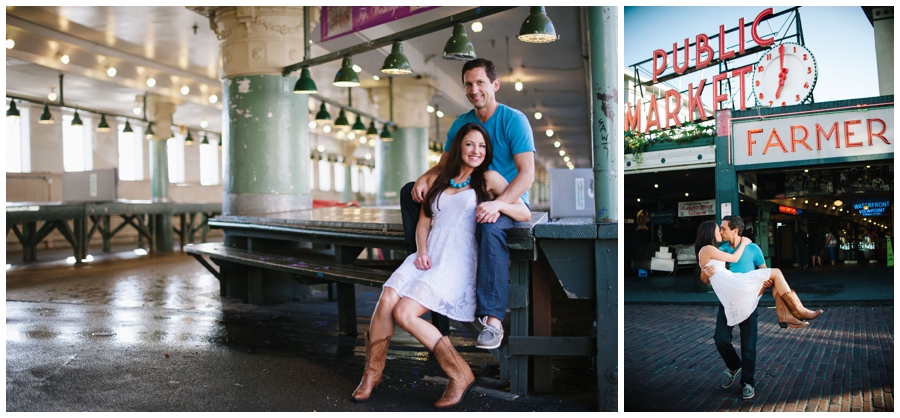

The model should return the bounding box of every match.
[247,267,263,304]
[532,250,554,393]
[509,254,530,396]
[22,222,37,262]
[102,216,111,253]
[336,282,358,336]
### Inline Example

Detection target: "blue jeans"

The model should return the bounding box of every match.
[714,303,757,387]
[399,181,513,321]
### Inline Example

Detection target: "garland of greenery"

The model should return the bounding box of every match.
[624,121,716,165]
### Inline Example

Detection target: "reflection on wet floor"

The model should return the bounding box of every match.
[6,250,598,411]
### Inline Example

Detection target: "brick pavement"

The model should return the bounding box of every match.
[625,305,893,412]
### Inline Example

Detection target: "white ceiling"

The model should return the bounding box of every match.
[5,6,596,170]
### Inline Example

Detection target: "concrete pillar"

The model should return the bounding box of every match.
[145,94,180,252]
[588,6,618,223]
[209,6,312,215]
[872,7,894,95]
[341,141,359,203]
[369,77,437,206]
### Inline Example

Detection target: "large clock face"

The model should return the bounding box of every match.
[752,42,818,108]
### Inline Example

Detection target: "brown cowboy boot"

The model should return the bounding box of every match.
[780,290,823,321]
[351,332,391,402]
[774,290,809,329]
[432,336,475,409]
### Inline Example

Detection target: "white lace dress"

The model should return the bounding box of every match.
[705,259,772,326]
[383,189,477,322]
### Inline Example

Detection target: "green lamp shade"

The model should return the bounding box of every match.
[443,23,476,61]
[123,120,134,133]
[381,41,412,75]
[518,6,559,43]
[185,130,194,145]
[201,133,209,145]
[334,109,350,129]
[366,120,379,137]
[145,122,155,139]
[39,104,54,124]
[96,114,110,132]
[380,123,393,142]
[314,103,331,123]
[71,110,83,126]
[293,68,318,94]
[351,115,366,134]
[333,57,361,87]
[6,100,20,118]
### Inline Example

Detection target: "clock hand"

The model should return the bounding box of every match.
[775,68,788,99]
[779,44,785,73]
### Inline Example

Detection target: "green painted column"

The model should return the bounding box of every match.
[145,93,178,252]
[757,202,774,266]
[370,77,437,206]
[714,133,740,223]
[341,142,359,203]
[222,74,310,214]
[588,7,618,223]
[207,6,312,215]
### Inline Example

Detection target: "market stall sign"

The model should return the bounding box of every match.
[853,200,890,217]
[678,199,716,217]
[778,205,797,215]
[733,106,893,166]
[650,209,674,224]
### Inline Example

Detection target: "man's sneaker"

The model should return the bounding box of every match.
[742,383,755,399]
[721,368,741,388]
[476,317,503,349]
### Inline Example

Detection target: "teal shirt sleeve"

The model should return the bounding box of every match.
[505,107,536,155]
[751,245,766,268]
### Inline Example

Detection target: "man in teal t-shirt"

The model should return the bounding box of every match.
[700,215,771,400]
[401,58,535,350]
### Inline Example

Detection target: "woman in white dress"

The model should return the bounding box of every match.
[352,123,531,408]
[695,220,823,327]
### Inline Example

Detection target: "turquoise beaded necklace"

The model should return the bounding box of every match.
[449,176,471,189]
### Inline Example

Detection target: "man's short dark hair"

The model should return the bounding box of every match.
[723,215,745,236]
[462,58,498,83]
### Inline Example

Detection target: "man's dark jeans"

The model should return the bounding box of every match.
[714,303,757,387]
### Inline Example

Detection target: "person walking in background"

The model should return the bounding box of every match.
[809,226,823,267]
[824,227,839,266]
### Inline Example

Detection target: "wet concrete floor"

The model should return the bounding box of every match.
[6,250,598,412]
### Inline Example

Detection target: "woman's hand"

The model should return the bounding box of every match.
[414,252,432,270]
[741,236,752,246]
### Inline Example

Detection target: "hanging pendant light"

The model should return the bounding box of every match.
[39,104,54,124]
[123,120,134,134]
[518,6,559,43]
[333,109,350,131]
[314,103,331,123]
[145,122,155,139]
[96,114,110,132]
[201,133,209,146]
[333,57,361,87]
[184,129,194,145]
[366,120,379,138]
[293,67,318,94]
[381,41,412,75]
[443,23,476,61]
[380,123,393,142]
[71,110,84,127]
[351,114,367,134]
[6,100,21,118]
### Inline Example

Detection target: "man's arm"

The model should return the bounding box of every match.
[494,152,535,204]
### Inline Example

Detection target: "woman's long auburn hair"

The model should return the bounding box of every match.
[694,220,719,259]
[424,123,493,218]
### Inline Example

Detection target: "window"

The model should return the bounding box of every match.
[5,102,30,172]
[167,133,185,183]
[117,123,144,181]
[199,137,220,185]
[350,163,359,193]
[362,165,376,195]
[333,159,345,193]
[317,157,331,191]
[63,114,93,172]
